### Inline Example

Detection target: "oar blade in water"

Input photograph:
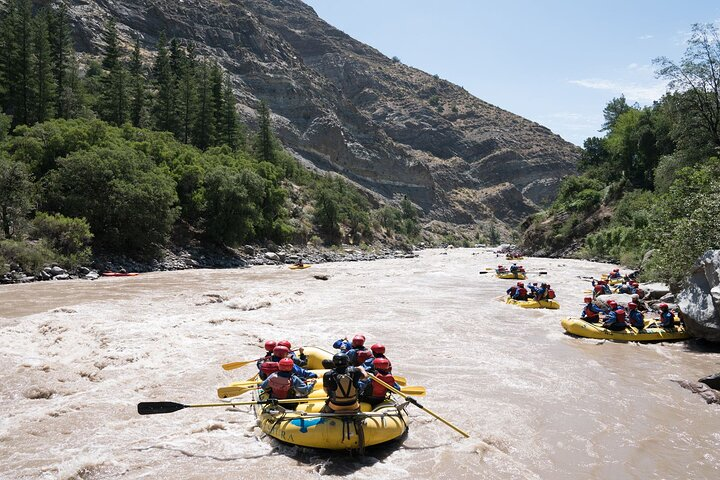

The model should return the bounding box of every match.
[137,401,186,415]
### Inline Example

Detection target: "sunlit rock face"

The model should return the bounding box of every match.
[678,250,720,343]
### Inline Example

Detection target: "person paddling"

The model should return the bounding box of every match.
[360,358,400,406]
[321,353,367,413]
[627,302,644,331]
[602,307,628,331]
[260,358,316,410]
[581,297,603,323]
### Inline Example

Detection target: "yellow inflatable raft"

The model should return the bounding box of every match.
[496,271,527,279]
[289,264,311,270]
[238,347,409,450]
[506,297,560,309]
[600,274,624,285]
[560,317,690,342]
[505,256,524,260]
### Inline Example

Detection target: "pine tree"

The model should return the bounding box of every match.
[254,100,275,162]
[48,2,75,118]
[98,19,127,125]
[193,60,215,150]
[152,33,178,134]
[32,11,55,123]
[176,44,196,144]
[128,38,146,127]
[6,0,34,126]
[209,62,224,143]
[219,76,241,150]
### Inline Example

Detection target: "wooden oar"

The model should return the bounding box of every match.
[222,358,263,370]
[368,374,469,438]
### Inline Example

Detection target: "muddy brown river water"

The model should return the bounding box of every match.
[1,249,718,479]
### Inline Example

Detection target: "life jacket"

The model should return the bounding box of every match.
[593,285,603,294]
[547,289,556,299]
[515,287,527,299]
[507,286,517,296]
[370,372,395,398]
[328,370,359,410]
[266,373,293,399]
[614,309,627,325]
[660,311,674,327]
[583,304,599,319]
[628,309,644,328]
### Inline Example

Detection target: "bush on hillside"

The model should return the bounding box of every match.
[30,212,93,266]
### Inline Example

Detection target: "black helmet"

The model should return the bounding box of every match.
[333,353,349,368]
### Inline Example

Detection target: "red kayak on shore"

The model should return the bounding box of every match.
[101,272,140,277]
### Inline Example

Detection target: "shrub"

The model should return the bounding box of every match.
[30,212,93,266]
[0,239,58,274]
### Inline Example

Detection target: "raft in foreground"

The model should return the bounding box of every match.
[496,272,527,280]
[249,347,409,450]
[505,297,560,309]
[560,317,691,342]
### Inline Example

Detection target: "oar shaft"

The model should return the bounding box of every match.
[368,374,470,438]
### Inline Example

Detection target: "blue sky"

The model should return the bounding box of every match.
[303,1,720,146]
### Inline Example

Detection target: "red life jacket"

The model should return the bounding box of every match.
[266,373,292,399]
[583,304,599,319]
[517,287,527,297]
[593,285,603,294]
[547,289,556,299]
[370,372,395,398]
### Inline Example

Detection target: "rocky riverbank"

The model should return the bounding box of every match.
[0,242,419,284]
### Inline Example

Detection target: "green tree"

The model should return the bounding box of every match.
[601,95,631,132]
[203,164,265,244]
[98,19,127,125]
[219,75,242,149]
[3,0,34,126]
[30,211,93,265]
[31,11,55,123]
[0,154,35,238]
[254,100,276,162]
[128,38,146,128]
[152,33,178,134]
[48,2,77,119]
[176,44,197,144]
[654,23,720,147]
[44,145,178,253]
[193,60,215,149]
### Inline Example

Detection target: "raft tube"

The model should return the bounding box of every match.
[560,317,690,342]
[289,264,311,270]
[506,297,560,309]
[496,272,527,280]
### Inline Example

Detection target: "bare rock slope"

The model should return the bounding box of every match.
[66,0,580,225]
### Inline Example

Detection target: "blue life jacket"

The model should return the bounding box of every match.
[628,309,644,328]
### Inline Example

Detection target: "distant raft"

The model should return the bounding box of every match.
[560,317,691,342]
[600,274,623,285]
[505,297,560,309]
[289,264,311,270]
[496,272,527,280]
[505,256,524,260]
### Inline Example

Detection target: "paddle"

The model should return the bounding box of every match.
[138,397,327,415]
[368,374,469,438]
[222,358,263,370]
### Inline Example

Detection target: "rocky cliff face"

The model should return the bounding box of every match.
[678,250,720,343]
[63,0,580,225]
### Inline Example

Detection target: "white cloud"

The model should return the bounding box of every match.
[569,78,668,104]
[638,34,654,40]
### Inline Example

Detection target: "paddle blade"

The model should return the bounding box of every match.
[221,359,257,370]
[401,386,426,396]
[138,401,186,415]
[217,386,256,398]
[393,375,407,386]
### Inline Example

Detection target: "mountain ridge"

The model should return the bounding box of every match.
[63,0,580,226]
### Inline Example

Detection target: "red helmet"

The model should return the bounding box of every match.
[260,361,279,376]
[584,297,592,303]
[278,358,294,372]
[518,282,524,287]
[272,345,289,358]
[613,268,620,272]
[264,340,277,352]
[277,340,292,349]
[371,343,386,355]
[659,303,669,310]
[628,302,637,309]
[352,335,366,347]
[356,350,373,364]
[373,358,390,371]
[608,300,618,308]
[498,265,504,268]
[631,282,639,287]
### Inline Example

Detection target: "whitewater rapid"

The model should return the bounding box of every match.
[0,249,718,479]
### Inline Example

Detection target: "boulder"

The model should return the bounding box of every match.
[264,252,280,262]
[595,293,637,310]
[674,379,720,404]
[50,266,66,276]
[677,250,720,342]
[640,282,671,300]
[699,373,720,391]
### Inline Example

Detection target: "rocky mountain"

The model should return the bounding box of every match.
[63,0,580,226]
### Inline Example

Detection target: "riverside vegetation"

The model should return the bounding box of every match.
[0,0,429,277]
[521,23,720,288]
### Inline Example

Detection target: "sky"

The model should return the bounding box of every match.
[302,0,720,146]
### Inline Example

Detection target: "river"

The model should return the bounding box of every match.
[1,248,718,479]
